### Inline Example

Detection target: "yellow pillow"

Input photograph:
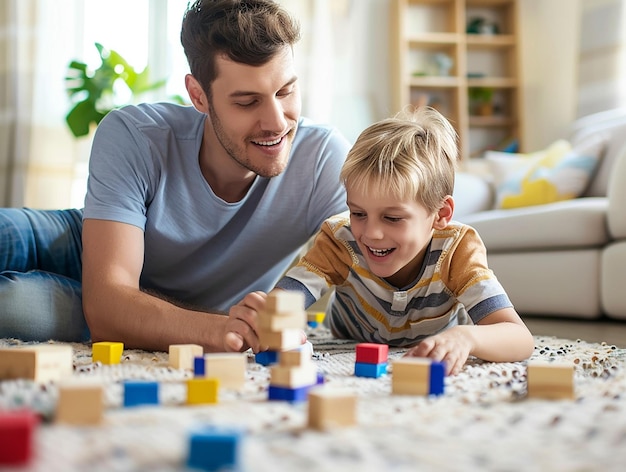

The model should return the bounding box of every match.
[485,137,606,210]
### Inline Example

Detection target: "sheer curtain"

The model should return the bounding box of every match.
[577,0,626,117]
[0,0,32,207]
[0,0,84,209]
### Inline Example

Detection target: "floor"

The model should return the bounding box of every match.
[523,316,626,348]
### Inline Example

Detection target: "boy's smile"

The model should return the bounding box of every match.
[346,184,447,288]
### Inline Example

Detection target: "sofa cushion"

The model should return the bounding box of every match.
[570,108,626,197]
[457,197,609,252]
[607,141,626,239]
[485,136,606,210]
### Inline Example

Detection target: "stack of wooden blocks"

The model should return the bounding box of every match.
[259,291,318,402]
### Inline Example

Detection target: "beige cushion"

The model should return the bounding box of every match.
[457,197,609,252]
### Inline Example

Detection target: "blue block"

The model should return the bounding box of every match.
[268,384,311,403]
[307,321,319,328]
[123,380,159,407]
[354,361,387,378]
[429,361,445,396]
[194,356,205,376]
[255,350,279,366]
[187,426,242,471]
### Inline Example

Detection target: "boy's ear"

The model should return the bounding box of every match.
[185,74,209,113]
[433,196,454,230]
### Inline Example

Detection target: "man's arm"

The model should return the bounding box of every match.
[82,219,260,353]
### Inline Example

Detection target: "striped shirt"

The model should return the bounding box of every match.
[276,213,513,346]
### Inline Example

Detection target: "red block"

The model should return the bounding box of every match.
[0,410,38,465]
[355,343,389,364]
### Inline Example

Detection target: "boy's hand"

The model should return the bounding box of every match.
[224,291,267,353]
[404,326,473,376]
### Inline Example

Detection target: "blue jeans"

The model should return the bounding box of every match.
[0,208,90,342]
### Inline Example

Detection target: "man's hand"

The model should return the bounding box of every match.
[404,326,473,376]
[225,291,267,352]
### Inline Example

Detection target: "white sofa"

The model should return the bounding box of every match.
[453,108,626,321]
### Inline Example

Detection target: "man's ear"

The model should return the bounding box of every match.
[433,195,454,230]
[185,74,209,113]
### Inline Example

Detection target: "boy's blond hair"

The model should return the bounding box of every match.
[340,106,458,214]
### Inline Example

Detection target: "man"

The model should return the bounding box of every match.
[0,0,350,353]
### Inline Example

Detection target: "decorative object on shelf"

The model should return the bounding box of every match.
[468,87,495,116]
[432,53,453,77]
[64,43,181,138]
[466,17,499,35]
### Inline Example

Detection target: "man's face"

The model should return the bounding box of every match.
[207,47,301,178]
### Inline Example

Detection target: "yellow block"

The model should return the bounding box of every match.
[187,378,219,405]
[92,342,124,365]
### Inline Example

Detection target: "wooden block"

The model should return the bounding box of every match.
[258,310,306,331]
[265,291,305,314]
[0,344,73,383]
[169,344,203,370]
[123,380,159,407]
[355,343,389,364]
[187,426,242,471]
[308,387,357,430]
[280,348,312,367]
[92,341,124,365]
[186,378,219,405]
[56,381,104,425]
[527,361,575,400]
[270,364,318,388]
[391,358,430,395]
[258,328,302,351]
[0,410,38,465]
[203,353,247,390]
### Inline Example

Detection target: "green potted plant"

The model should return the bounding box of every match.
[468,87,495,116]
[65,43,180,138]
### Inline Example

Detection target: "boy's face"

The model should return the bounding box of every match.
[206,46,301,179]
[346,183,441,288]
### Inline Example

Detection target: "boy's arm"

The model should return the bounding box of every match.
[82,219,260,353]
[406,308,535,375]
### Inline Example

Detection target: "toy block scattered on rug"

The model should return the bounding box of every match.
[169,344,203,370]
[307,311,326,328]
[186,378,219,405]
[354,343,389,378]
[391,357,445,396]
[0,344,73,382]
[123,380,159,407]
[0,409,38,466]
[55,381,105,425]
[308,387,358,431]
[92,341,124,365]
[526,361,575,400]
[187,426,243,471]
[200,353,247,390]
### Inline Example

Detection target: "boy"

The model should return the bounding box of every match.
[233,107,534,375]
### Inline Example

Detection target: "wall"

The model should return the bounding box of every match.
[288,0,583,153]
[518,0,581,151]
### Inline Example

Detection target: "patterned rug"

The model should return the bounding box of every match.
[1,327,626,472]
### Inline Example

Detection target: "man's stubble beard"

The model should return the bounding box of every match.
[208,105,295,179]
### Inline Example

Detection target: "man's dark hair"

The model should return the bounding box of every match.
[181,0,301,97]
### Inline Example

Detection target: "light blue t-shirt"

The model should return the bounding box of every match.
[83,103,350,311]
